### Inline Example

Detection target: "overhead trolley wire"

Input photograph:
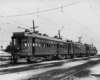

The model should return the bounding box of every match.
[0,1,79,17]
[0,1,78,32]
[40,1,86,33]
[38,16,62,26]
[85,1,100,22]
[90,6,100,21]
[0,1,93,38]
[40,0,99,42]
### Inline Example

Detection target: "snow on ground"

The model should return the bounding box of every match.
[97,51,100,55]
[89,58,100,61]
[0,61,10,65]
[0,60,88,80]
[71,76,97,80]
[41,59,70,64]
[0,62,53,71]
[0,51,11,57]
[90,64,100,75]
[69,63,100,80]
[60,61,88,69]
[0,63,34,71]
[0,59,70,71]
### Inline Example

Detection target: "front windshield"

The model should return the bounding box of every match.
[13,38,27,48]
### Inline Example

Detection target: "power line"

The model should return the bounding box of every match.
[40,1,87,33]
[0,4,63,32]
[40,0,99,43]
[1,1,81,34]
[38,15,82,35]
[39,1,84,34]
[38,16,62,26]
[62,12,98,36]
[90,6,100,21]
[42,0,98,36]
[1,2,79,34]
[85,1,100,22]
[1,1,96,40]
[0,3,63,28]
[0,1,78,17]
[62,12,87,30]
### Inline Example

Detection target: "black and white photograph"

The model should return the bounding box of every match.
[0,0,100,80]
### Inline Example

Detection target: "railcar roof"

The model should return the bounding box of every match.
[24,32,68,43]
[13,32,84,45]
[74,42,85,46]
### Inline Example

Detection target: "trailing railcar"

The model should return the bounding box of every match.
[73,43,86,57]
[10,31,97,63]
[85,44,97,56]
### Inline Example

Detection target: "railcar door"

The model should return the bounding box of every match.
[68,43,73,54]
[32,37,35,55]
[27,37,33,56]
[68,43,71,54]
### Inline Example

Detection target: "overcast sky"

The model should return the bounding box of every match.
[0,0,100,50]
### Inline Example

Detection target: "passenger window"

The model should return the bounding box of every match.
[53,44,54,48]
[23,43,27,47]
[33,43,35,46]
[36,43,38,47]
[38,44,41,47]
[44,44,46,47]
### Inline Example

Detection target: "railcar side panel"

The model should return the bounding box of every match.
[73,44,80,55]
[34,38,57,56]
[58,43,68,55]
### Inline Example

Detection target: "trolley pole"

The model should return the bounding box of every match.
[30,20,39,32]
[58,26,64,39]
[78,36,82,43]
[58,30,60,39]
[91,39,93,46]
[78,34,83,43]
[33,20,35,32]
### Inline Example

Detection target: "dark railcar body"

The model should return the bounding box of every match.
[10,31,97,63]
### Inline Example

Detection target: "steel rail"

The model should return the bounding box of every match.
[60,61,99,80]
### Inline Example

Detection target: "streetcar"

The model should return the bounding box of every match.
[10,30,97,63]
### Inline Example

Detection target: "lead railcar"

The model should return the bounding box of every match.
[11,31,69,62]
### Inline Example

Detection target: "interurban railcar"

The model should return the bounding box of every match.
[10,31,97,63]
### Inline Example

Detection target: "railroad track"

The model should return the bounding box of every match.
[0,56,100,80]
[60,59,100,80]
[0,57,91,75]
[0,55,99,69]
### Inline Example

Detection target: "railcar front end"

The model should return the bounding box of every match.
[11,32,33,62]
